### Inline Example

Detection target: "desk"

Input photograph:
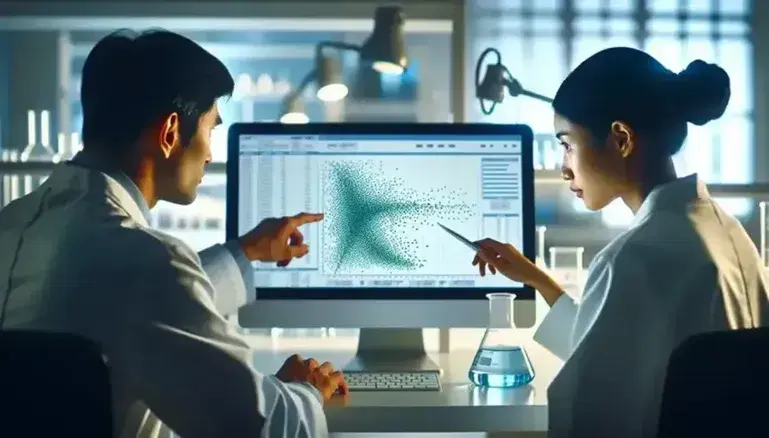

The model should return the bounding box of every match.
[251,338,563,434]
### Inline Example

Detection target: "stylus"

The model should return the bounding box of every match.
[437,223,481,252]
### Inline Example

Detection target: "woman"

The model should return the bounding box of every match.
[473,47,769,438]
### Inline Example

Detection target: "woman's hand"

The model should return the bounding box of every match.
[472,238,538,281]
[472,238,565,306]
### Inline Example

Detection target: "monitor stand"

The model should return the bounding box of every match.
[342,328,441,374]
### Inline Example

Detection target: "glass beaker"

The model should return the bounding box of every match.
[468,293,535,388]
[549,246,585,299]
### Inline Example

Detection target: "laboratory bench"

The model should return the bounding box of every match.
[250,336,563,435]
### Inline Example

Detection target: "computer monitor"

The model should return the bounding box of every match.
[227,123,536,372]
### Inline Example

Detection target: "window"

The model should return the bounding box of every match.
[468,9,564,132]
[467,1,565,181]
[67,27,452,252]
[468,0,754,227]
[67,34,321,251]
[644,2,753,219]
[69,39,317,167]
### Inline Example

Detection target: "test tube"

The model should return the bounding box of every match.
[22,109,33,194]
[533,139,542,170]
[57,132,65,153]
[536,226,547,268]
[40,110,50,149]
[8,150,20,202]
[54,132,66,162]
[27,110,36,148]
[70,132,81,155]
[549,246,586,299]
[22,112,33,194]
[1,149,10,208]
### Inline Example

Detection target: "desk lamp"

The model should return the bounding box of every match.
[475,47,554,115]
[279,6,409,123]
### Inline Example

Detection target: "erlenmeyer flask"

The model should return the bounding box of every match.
[468,292,535,388]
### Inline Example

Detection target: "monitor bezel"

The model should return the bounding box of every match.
[226,123,536,301]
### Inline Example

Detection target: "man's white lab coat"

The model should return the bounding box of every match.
[533,174,769,438]
[0,161,327,438]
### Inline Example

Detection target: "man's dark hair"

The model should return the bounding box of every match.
[80,29,234,153]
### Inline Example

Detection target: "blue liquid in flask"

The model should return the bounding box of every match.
[469,292,535,388]
[469,345,535,388]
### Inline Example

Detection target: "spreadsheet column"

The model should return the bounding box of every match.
[480,156,522,246]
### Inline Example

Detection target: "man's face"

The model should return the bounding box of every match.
[157,103,220,205]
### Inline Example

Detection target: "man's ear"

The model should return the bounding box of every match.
[610,121,636,159]
[158,112,181,158]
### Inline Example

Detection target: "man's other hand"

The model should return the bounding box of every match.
[238,212,324,266]
[275,354,349,403]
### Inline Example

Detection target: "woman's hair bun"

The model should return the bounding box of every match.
[674,60,731,126]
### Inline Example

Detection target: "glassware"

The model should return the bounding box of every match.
[1,149,12,208]
[549,246,585,299]
[534,226,549,324]
[20,110,57,162]
[468,293,535,388]
[535,225,547,268]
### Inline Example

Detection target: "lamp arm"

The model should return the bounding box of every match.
[500,65,554,104]
[518,89,554,104]
[284,69,318,102]
[315,41,362,59]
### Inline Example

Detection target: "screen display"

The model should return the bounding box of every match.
[237,134,525,289]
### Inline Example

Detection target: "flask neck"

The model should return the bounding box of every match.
[488,301,515,328]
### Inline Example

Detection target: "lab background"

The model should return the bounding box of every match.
[0,0,764,435]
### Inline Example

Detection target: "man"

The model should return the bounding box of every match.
[0,29,345,437]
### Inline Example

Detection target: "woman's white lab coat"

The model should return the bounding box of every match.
[532,174,769,438]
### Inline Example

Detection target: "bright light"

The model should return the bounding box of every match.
[372,61,404,75]
[233,73,252,99]
[280,112,309,124]
[254,73,274,95]
[316,83,349,102]
[273,79,291,96]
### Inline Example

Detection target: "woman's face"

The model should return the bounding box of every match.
[554,113,631,211]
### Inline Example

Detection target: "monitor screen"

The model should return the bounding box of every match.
[228,124,535,300]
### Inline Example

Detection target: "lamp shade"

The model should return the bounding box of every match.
[360,6,407,75]
[279,97,309,124]
[316,56,349,102]
[477,63,507,104]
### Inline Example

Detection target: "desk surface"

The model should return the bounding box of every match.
[251,338,563,433]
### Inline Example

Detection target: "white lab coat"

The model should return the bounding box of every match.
[0,162,327,438]
[533,174,769,438]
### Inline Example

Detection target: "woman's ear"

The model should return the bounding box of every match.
[610,121,636,159]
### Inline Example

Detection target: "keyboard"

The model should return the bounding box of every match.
[345,371,441,391]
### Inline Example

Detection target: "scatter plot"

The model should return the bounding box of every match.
[322,160,475,274]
